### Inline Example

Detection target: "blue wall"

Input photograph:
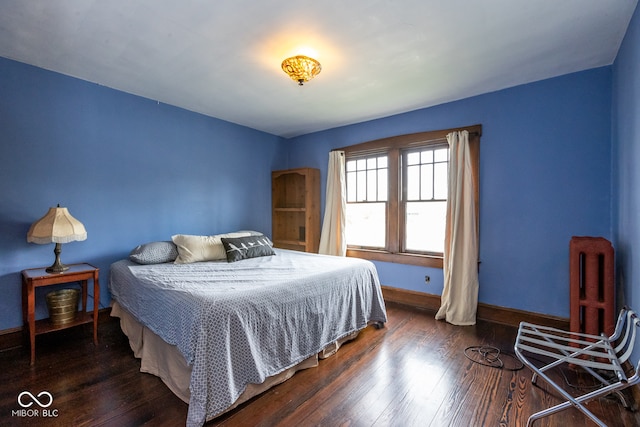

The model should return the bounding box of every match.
[289,68,613,318]
[0,26,631,332]
[613,4,640,358]
[0,57,287,330]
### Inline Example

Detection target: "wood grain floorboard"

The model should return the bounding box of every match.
[0,302,638,426]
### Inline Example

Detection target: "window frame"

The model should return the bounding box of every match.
[340,125,481,268]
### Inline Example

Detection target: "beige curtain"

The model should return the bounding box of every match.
[435,130,479,325]
[319,151,347,256]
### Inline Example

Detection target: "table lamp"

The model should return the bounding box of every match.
[27,205,87,273]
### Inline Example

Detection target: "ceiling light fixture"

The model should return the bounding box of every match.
[281,55,321,86]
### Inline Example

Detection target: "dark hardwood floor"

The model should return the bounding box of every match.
[1,302,638,426]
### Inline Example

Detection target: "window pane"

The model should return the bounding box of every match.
[367,169,377,200]
[346,202,386,248]
[421,164,433,200]
[405,201,447,253]
[357,170,366,201]
[378,169,387,201]
[406,165,420,200]
[346,154,388,203]
[407,152,420,165]
[434,148,448,162]
[346,171,356,202]
[434,163,447,199]
[421,150,433,163]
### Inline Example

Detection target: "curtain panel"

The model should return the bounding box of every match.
[435,130,479,325]
[319,150,346,256]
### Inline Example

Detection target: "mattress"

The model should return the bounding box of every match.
[109,249,387,426]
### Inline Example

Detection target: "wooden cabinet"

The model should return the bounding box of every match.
[272,168,320,253]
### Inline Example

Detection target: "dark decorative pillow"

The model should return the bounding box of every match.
[129,241,179,264]
[221,235,275,263]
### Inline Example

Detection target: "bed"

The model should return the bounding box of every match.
[109,235,387,427]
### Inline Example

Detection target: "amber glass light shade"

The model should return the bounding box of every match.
[281,55,322,86]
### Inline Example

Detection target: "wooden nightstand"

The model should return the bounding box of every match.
[21,263,100,365]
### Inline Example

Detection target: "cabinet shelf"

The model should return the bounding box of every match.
[274,207,307,212]
[272,168,320,253]
[274,239,306,245]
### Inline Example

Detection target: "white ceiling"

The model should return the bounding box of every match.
[0,0,637,138]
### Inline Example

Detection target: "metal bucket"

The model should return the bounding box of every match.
[46,289,79,326]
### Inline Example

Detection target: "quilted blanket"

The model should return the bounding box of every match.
[109,249,387,426]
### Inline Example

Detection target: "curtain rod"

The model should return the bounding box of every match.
[331,126,481,153]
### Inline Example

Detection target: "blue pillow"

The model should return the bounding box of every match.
[129,241,179,264]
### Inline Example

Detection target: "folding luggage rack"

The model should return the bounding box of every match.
[514,307,640,426]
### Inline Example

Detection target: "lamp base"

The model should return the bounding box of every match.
[46,264,69,274]
[46,243,69,274]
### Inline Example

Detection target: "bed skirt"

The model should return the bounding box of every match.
[110,301,358,419]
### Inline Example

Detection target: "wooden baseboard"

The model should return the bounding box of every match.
[0,307,113,352]
[381,285,441,312]
[0,325,23,351]
[381,285,569,329]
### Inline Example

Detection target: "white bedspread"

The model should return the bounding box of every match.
[109,249,387,426]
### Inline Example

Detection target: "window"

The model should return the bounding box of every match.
[341,125,481,268]
[345,155,388,248]
[403,145,449,254]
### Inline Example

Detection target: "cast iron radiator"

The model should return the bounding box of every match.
[569,236,615,337]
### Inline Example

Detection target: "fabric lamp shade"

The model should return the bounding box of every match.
[27,206,87,244]
[27,206,87,273]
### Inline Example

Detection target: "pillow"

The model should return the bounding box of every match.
[172,232,251,263]
[235,230,265,236]
[129,241,178,265]
[221,234,275,263]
